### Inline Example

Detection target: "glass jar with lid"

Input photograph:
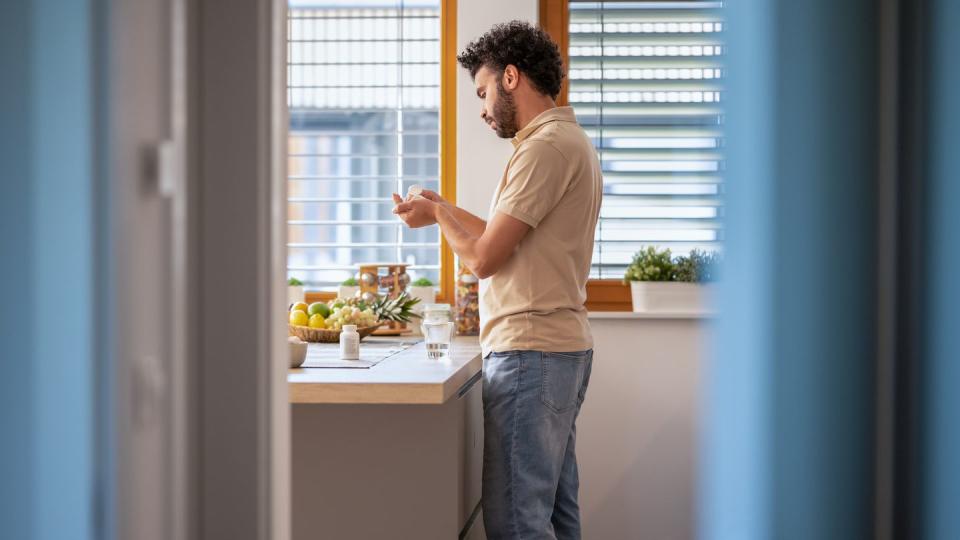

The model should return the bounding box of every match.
[455,262,480,336]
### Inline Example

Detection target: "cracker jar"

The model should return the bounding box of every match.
[454,261,480,336]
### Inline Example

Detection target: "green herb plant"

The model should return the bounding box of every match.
[673,249,720,283]
[623,246,675,283]
[624,247,721,283]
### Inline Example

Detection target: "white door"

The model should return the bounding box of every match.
[108,0,289,539]
[108,0,189,538]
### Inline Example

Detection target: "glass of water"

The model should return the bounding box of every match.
[422,321,454,359]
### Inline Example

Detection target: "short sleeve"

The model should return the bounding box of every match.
[495,141,572,228]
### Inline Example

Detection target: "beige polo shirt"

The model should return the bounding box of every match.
[479,106,602,356]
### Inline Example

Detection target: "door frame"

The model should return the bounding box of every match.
[190,0,290,538]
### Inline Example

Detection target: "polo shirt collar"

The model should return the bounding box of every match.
[511,106,577,147]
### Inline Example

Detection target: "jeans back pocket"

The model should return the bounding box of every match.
[540,351,591,413]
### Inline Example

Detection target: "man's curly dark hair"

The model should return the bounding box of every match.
[457,20,565,99]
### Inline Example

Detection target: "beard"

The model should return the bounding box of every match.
[491,78,519,138]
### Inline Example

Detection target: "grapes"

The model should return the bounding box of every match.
[321,297,378,330]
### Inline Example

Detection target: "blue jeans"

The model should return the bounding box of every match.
[481,349,594,540]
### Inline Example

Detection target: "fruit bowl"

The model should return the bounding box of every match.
[288,322,383,343]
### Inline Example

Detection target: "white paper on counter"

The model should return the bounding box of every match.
[300,339,420,369]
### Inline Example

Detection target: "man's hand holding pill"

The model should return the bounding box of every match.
[392,184,447,228]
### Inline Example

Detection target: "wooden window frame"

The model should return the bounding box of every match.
[306,0,458,306]
[541,0,632,311]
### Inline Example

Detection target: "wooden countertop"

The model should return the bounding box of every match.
[288,337,482,405]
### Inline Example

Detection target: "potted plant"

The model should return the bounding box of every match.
[670,249,719,311]
[624,247,719,312]
[338,277,360,300]
[287,277,305,308]
[673,249,720,283]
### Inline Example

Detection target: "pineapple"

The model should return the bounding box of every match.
[371,292,422,323]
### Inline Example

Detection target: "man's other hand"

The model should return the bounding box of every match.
[392,193,439,228]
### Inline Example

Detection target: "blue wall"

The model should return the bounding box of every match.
[925,0,960,537]
[0,1,98,539]
[703,1,960,539]
[0,1,37,538]
[702,1,877,538]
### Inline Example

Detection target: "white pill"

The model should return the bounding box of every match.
[407,184,423,198]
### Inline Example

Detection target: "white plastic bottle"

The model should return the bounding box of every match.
[340,324,360,360]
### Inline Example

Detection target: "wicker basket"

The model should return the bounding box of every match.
[288,323,382,343]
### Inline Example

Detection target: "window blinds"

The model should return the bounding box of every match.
[568,1,724,279]
[287,1,442,291]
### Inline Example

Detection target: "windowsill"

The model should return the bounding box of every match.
[587,310,716,320]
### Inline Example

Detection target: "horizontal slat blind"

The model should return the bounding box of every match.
[287,1,442,290]
[568,1,724,279]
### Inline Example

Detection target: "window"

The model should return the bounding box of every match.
[545,1,724,283]
[286,0,455,299]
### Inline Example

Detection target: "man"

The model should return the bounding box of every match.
[392,20,602,540]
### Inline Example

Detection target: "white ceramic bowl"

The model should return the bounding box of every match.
[289,336,308,368]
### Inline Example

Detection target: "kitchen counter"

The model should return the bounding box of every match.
[290,336,486,540]
[287,336,482,405]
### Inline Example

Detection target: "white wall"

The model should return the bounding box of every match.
[456,0,536,216]
[579,317,707,539]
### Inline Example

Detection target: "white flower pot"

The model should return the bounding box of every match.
[287,285,304,308]
[629,281,709,313]
[338,285,360,300]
